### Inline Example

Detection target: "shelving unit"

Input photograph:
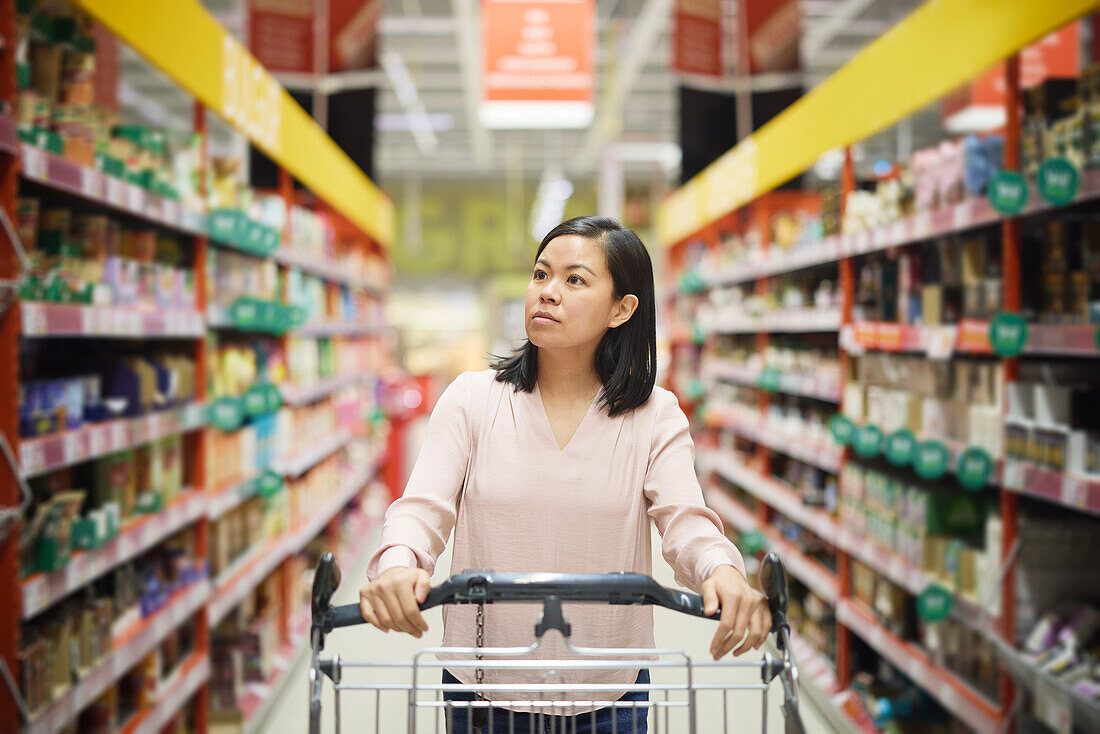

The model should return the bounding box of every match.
[661,3,1100,732]
[0,2,399,731]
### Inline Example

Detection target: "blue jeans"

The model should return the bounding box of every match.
[442,669,650,734]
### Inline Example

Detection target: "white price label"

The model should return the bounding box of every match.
[23,579,45,615]
[891,221,907,244]
[1061,477,1088,509]
[80,167,101,199]
[22,147,47,179]
[110,421,128,449]
[1003,460,1024,490]
[62,432,82,464]
[21,441,44,474]
[22,303,46,335]
[953,203,970,230]
[1034,674,1072,733]
[127,185,144,213]
[106,177,127,207]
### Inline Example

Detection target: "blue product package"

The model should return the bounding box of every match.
[59,379,85,429]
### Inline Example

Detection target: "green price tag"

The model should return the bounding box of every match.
[207,208,242,245]
[691,323,706,346]
[257,470,284,497]
[853,424,884,459]
[885,429,917,467]
[679,271,706,295]
[741,529,768,555]
[829,414,856,446]
[265,384,283,413]
[229,296,263,330]
[917,584,954,623]
[1036,157,1080,206]
[261,225,281,255]
[287,305,307,328]
[687,377,707,401]
[757,367,782,393]
[989,312,1029,357]
[209,396,244,432]
[914,440,950,481]
[987,171,1029,215]
[243,384,270,416]
[957,446,993,491]
[243,220,268,253]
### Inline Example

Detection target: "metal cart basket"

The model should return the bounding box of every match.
[308,552,806,734]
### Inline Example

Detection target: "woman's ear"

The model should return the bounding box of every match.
[608,294,639,328]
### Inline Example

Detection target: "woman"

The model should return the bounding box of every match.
[360,217,771,733]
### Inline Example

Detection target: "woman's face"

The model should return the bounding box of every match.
[525,234,637,350]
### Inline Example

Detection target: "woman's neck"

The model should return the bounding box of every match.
[536,346,602,403]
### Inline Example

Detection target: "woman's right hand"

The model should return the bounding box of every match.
[358,567,432,638]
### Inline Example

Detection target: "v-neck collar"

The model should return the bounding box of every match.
[532,380,603,452]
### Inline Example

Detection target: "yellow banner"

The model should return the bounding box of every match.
[76,0,393,248]
[658,0,1100,247]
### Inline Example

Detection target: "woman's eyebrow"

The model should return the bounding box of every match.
[537,258,596,276]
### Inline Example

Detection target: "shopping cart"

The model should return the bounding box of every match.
[308,552,806,734]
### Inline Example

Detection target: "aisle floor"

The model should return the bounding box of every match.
[260,526,833,734]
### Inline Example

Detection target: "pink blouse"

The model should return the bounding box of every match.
[366,369,745,710]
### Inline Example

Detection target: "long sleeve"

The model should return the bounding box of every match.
[643,389,746,592]
[365,371,475,580]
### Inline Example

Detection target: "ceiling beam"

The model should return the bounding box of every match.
[454,0,491,166]
[577,0,674,167]
[802,0,880,59]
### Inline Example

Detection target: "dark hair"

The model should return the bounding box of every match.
[491,216,657,417]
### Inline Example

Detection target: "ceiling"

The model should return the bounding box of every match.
[116,0,946,188]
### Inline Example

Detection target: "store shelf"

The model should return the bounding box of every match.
[700,171,1100,289]
[240,615,311,732]
[706,451,839,545]
[988,634,1100,733]
[21,302,206,339]
[22,488,206,620]
[836,598,1000,734]
[842,320,1100,359]
[295,320,386,338]
[704,360,841,403]
[26,579,211,734]
[706,403,843,473]
[272,430,353,478]
[835,526,993,627]
[19,144,206,236]
[209,456,380,626]
[703,306,841,335]
[1002,459,1100,517]
[273,248,386,294]
[239,506,381,733]
[207,473,266,521]
[20,402,207,478]
[120,652,211,734]
[704,485,840,604]
[280,373,364,406]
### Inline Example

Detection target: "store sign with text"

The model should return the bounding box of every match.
[745,0,802,73]
[248,0,381,74]
[673,0,722,77]
[943,23,1079,129]
[481,0,595,129]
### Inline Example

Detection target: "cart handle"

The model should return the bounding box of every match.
[312,552,790,641]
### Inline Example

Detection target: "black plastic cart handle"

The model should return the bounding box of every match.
[311,552,791,644]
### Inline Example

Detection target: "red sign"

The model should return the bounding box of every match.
[248,0,380,74]
[744,0,801,74]
[943,23,1080,126]
[673,0,723,77]
[481,0,595,129]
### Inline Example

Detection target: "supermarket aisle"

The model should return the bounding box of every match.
[259,524,832,734]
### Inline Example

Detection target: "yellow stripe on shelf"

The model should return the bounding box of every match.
[75,0,394,248]
[657,0,1100,247]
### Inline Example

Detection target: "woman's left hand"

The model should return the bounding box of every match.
[701,565,773,660]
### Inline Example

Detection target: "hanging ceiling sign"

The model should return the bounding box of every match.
[745,0,802,74]
[480,0,595,129]
[673,0,723,78]
[248,0,382,74]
